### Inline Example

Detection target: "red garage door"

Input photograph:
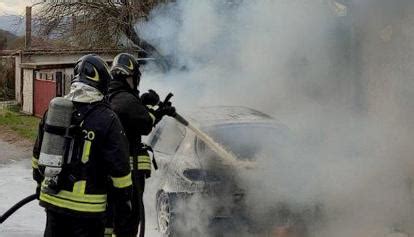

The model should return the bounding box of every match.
[34,79,56,117]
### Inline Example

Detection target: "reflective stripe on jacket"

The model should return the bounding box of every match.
[129,155,151,171]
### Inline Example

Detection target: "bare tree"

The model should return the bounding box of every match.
[0,36,7,50]
[37,0,170,69]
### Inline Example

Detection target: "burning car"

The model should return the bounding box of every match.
[146,106,319,237]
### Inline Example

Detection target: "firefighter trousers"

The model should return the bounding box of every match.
[43,209,105,237]
[107,172,146,237]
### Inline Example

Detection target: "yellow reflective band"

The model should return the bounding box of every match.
[138,156,151,170]
[54,190,106,203]
[138,162,151,171]
[73,180,86,194]
[149,112,156,124]
[138,155,151,163]
[130,155,152,170]
[41,180,47,189]
[81,140,91,164]
[127,59,134,70]
[32,157,39,169]
[111,173,132,188]
[104,228,113,235]
[86,67,100,82]
[40,192,106,213]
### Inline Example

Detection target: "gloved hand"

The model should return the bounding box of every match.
[153,101,176,125]
[155,101,176,118]
[113,198,133,234]
[112,187,133,219]
[141,89,160,107]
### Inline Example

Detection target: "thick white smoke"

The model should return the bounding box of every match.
[138,0,414,236]
[138,0,342,113]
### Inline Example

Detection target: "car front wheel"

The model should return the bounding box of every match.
[156,191,181,237]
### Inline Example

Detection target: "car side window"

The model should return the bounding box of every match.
[151,117,186,155]
[195,138,213,158]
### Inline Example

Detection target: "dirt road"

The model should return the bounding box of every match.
[0,126,32,163]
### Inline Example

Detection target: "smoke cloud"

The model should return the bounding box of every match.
[138,0,414,236]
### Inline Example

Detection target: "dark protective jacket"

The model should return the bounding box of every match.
[107,80,156,173]
[32,102,132,217]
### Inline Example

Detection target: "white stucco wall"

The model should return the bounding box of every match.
[22,69,33,114]
[14,56,21,104]
[63,67,74,95]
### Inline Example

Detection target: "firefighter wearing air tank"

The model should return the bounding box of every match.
[32,54,133,237]
[106,53,176,237]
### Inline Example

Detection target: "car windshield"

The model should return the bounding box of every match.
[196,123,291,161]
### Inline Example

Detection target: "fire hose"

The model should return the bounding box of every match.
[174,112,242,166]
[0,194,37,224]
[163,93,251,168]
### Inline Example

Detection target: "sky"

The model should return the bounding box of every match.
[0,0,36,15]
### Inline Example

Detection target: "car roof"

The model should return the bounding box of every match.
[182,106,275,126]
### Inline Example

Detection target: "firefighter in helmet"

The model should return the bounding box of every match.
[32,54,133,237]
[105,53,175,237]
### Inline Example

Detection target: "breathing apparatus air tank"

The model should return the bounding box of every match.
[38,97,74,195]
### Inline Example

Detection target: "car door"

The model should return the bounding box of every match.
[148,117,186,171]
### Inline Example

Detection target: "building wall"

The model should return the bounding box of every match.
[17,49,140,115]
[15,56,21,104]
[22,67,74,115]
[63,67,74,95]
[22,68,33,114]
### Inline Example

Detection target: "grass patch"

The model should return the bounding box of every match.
[0,107,40,141]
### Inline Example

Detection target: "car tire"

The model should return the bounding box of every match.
[156,191,180,237]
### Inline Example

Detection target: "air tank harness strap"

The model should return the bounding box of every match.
[141,144,158,170]
[43,102,107,141]
[43,124,66,136]
[43,121,83,150]
[65,102,110,183]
